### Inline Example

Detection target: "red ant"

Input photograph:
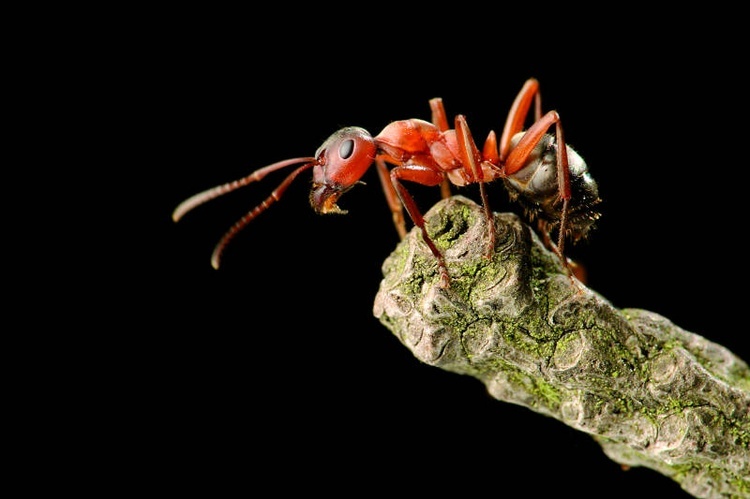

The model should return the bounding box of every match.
[173,78,601,287]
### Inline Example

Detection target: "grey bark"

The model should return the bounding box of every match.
[373,195,750,499]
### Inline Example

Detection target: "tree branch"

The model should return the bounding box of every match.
[373,195,750,499]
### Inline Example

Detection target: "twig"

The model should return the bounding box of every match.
[373,195,750,499]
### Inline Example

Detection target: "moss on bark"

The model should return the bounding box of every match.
[374,196,750,499]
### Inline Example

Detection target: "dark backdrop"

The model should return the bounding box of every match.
[129,14,747,498]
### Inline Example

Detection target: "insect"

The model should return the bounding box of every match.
[173,78,601,287]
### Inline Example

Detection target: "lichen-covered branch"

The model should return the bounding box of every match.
[373,196,750,499]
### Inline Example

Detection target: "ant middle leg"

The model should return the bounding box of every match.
[429,97,453,199]
[454,115,496,258]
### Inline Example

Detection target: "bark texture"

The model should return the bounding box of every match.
[373,195,750,499]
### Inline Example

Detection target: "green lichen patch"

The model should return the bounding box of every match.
[374,196,750,497]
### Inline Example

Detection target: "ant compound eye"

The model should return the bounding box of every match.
[338,139,354,160]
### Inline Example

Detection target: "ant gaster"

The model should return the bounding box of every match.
[173,78,601,287]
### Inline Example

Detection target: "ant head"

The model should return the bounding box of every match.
[310,127,376,214]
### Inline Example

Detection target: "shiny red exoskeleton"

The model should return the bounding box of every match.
[174,78,601,287]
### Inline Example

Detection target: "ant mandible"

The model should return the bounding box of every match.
[173,78,601,287]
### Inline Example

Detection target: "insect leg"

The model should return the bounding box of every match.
[455,115,495,258]
[504,111,572,267]
[429,97,452,199]
[499,78,542,160]
[376,158,407,239]
[390,164,451,287]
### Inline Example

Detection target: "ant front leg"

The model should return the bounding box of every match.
[376,159,408,239]
[389,164,451,287]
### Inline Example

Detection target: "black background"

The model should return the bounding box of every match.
[110,9,750,497]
